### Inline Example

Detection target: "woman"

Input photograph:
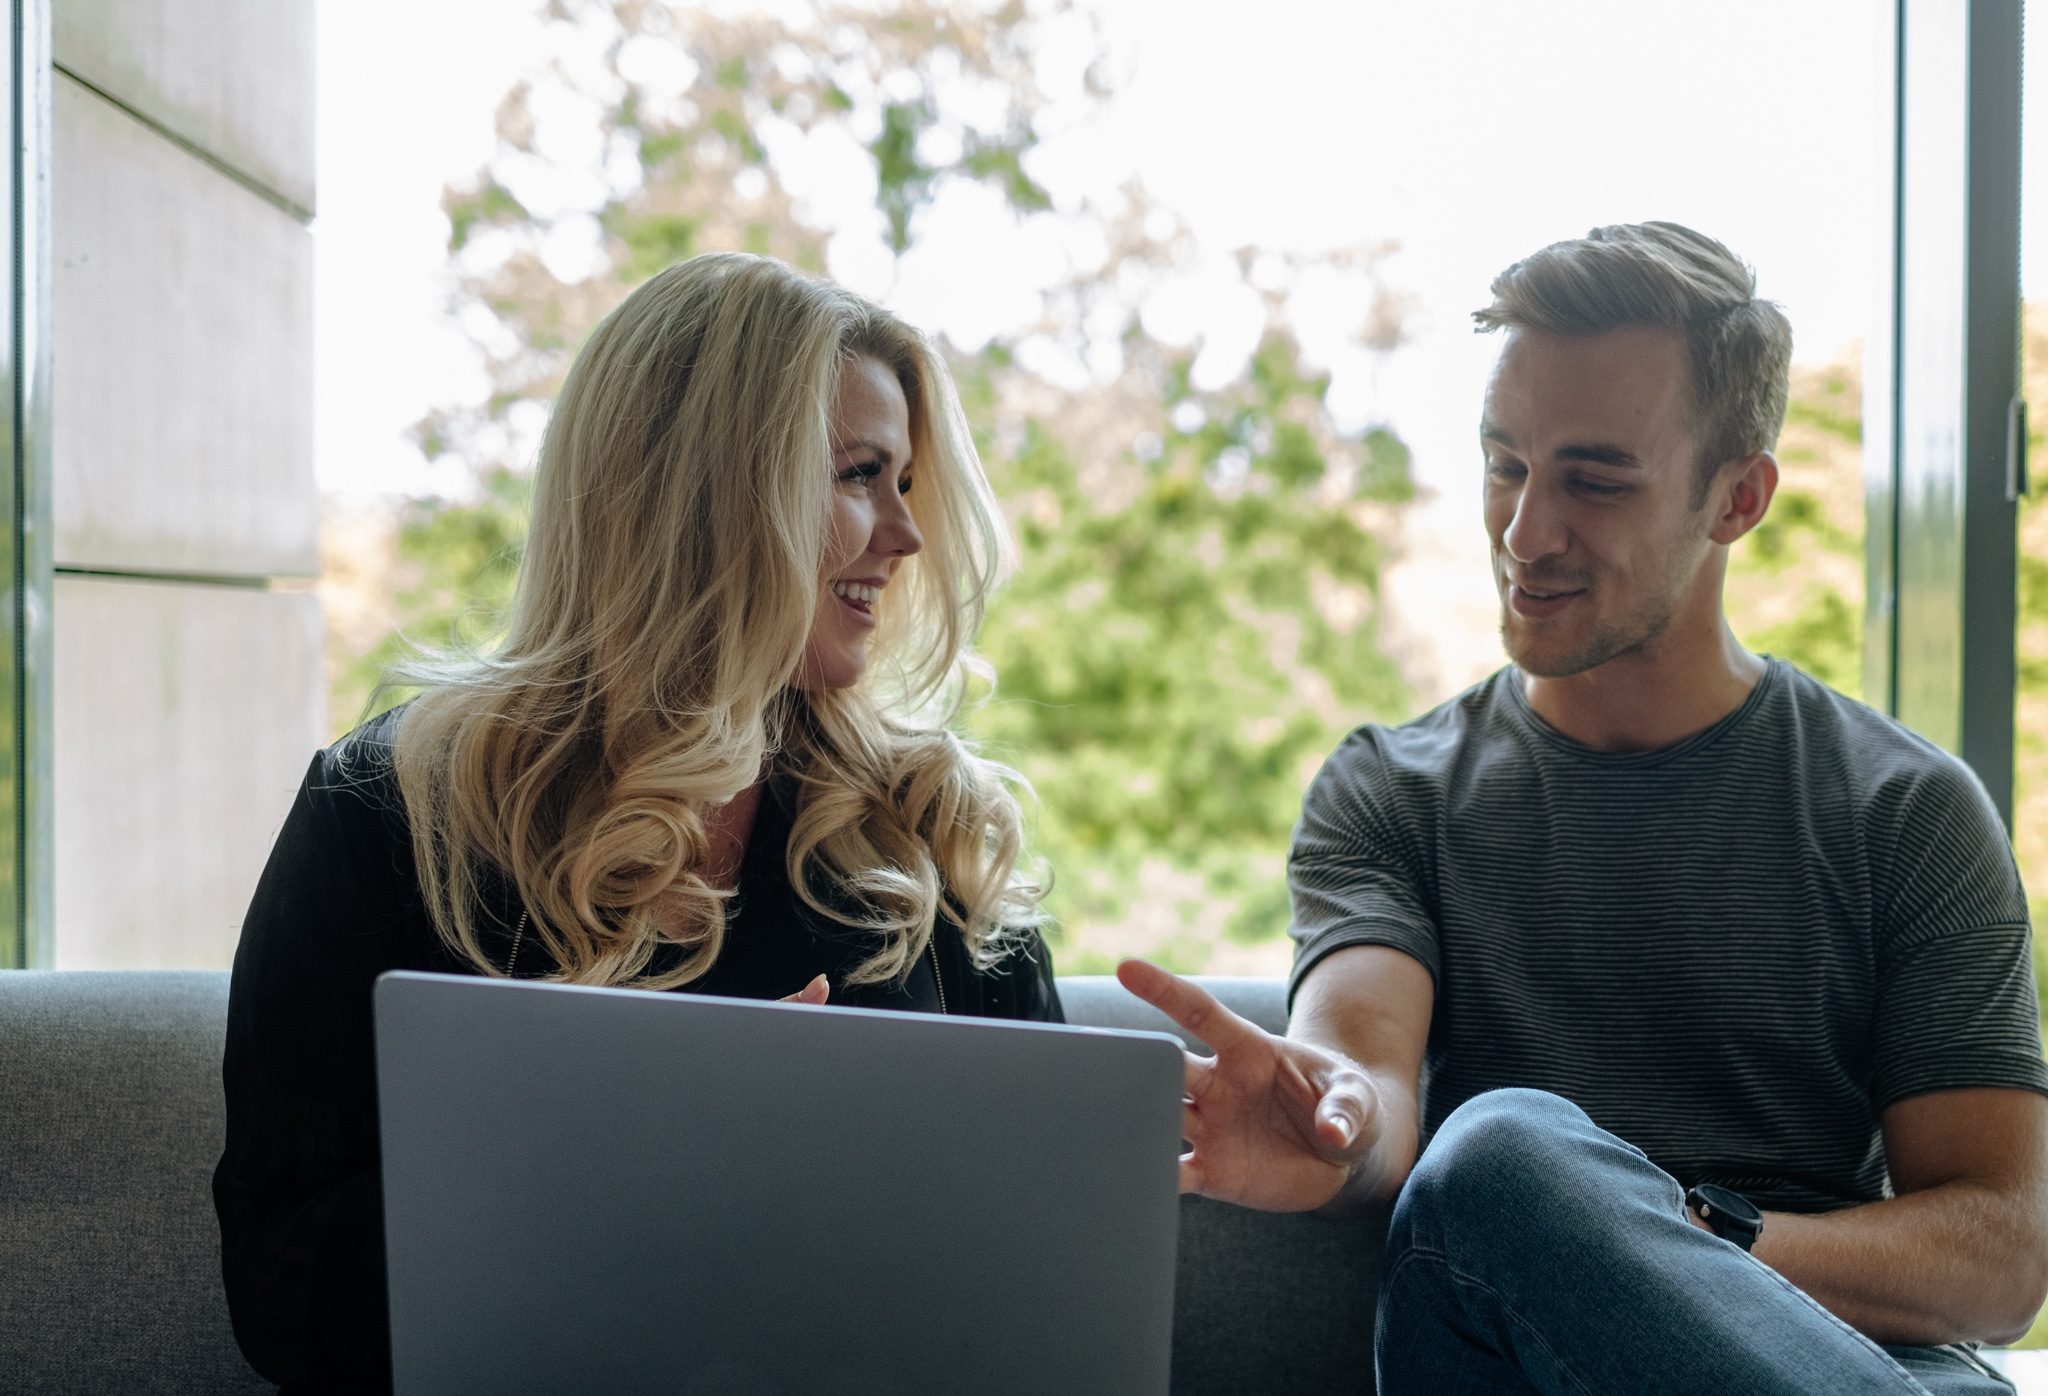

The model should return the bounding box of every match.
[213,253,1060,1394]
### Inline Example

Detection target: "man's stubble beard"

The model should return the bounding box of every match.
[1499,560,1697,680]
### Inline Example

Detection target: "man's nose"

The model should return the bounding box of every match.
[1502,481,1566,564]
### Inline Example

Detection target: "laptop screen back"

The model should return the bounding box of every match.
[374,971,1183,1396]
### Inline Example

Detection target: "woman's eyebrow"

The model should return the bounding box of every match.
[834,439,895,463]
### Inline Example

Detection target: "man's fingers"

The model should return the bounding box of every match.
[1116,958,1257,1053]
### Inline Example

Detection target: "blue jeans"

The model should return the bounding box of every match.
[1375,1089,2017,1396]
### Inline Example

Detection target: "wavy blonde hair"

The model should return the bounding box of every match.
[384,252,1044,989]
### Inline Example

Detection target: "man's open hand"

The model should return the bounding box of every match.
[1117,958,1380,1212]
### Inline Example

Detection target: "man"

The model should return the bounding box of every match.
[1121,222,2048,1394]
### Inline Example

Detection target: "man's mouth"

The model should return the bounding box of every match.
[1506,581,1585,617]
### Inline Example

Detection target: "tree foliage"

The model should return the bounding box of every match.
[1724,360,1866,699]
[343,0,1420,973]
[962,334,1413,966]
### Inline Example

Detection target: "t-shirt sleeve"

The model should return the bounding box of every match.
[1286,730,1440,1006]
[1871,756,2048,1108]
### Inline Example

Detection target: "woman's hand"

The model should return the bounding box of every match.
[1117,958,1378,1213]
[780,974,830,1005]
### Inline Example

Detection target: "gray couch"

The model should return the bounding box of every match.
[0,971,1385,1394]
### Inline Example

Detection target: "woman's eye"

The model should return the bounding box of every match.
[838,462,881,487]
[897,474,914,496]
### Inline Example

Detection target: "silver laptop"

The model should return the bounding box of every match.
[373,970,1184,1396]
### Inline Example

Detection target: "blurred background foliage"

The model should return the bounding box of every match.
[324,0,2048,1014]
[331,0,1430,976]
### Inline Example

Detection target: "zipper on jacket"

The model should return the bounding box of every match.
[926,936,948,1015]
[507,910,527,977]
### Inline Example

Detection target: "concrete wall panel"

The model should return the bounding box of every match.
[52,576,326,969]
[53,0,315,213]
[53,73,317,578]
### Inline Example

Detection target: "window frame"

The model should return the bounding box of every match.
[1,0,53,969]
[1866,0,2026,829]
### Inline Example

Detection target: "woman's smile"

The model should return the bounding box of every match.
[829,577,883,625]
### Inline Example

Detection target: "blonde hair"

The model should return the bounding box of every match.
[1474,222,1793,503]
[381,253,1043,989]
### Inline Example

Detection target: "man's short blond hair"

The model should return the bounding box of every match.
[1474,222,1793,503]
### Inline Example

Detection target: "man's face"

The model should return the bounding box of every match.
[1480,325,1716,678]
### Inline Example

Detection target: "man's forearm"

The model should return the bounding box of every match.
[1287,946,1430,1207]
[1755,1183,2048,1346]
[1291,1014,1418,1209]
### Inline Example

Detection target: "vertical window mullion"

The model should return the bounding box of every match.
[1886,0,2024,831]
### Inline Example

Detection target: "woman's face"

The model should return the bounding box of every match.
[796,354,923,690]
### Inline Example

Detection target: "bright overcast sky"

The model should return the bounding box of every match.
[316,0,2047,510]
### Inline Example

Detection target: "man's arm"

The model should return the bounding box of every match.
[1739,1086,2048,1346]
[1797,756,2048,1345]
[1114,943,1432,1213]
[1287,944,1432,1207]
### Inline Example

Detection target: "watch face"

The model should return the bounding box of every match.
[1693,1184,1762,1228]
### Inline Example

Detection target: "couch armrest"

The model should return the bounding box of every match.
[0,970,270,1395]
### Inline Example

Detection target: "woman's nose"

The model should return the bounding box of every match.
[877,488,923,558]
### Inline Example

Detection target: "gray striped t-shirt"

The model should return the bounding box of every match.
[1287,659,2048,1211]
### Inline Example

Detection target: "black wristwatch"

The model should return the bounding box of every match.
[1686,1183,1764,1252]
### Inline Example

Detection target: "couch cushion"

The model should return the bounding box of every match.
[0,970,271,1395]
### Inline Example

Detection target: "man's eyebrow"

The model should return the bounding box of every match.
[1479,428,1641,470]
[1556,444,1642,469]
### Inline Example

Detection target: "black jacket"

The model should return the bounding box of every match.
[212,717,1062,1393]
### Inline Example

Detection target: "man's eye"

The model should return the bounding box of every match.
[1576,478,1627,497]
[838,463,881,487]
[1485,460,1524,482]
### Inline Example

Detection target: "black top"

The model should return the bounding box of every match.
[213,715,1062,1393]
[1288,659,2047,1212]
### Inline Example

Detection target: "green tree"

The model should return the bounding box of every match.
[341,0,1418,973]
[1724,358,1866,699]
[966,334,1412,971]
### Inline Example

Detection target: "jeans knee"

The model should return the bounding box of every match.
[1421,1087,1591,1187]
[1390,1089,1596,1252]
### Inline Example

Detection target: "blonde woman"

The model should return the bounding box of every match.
[213,254,1059,1395]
